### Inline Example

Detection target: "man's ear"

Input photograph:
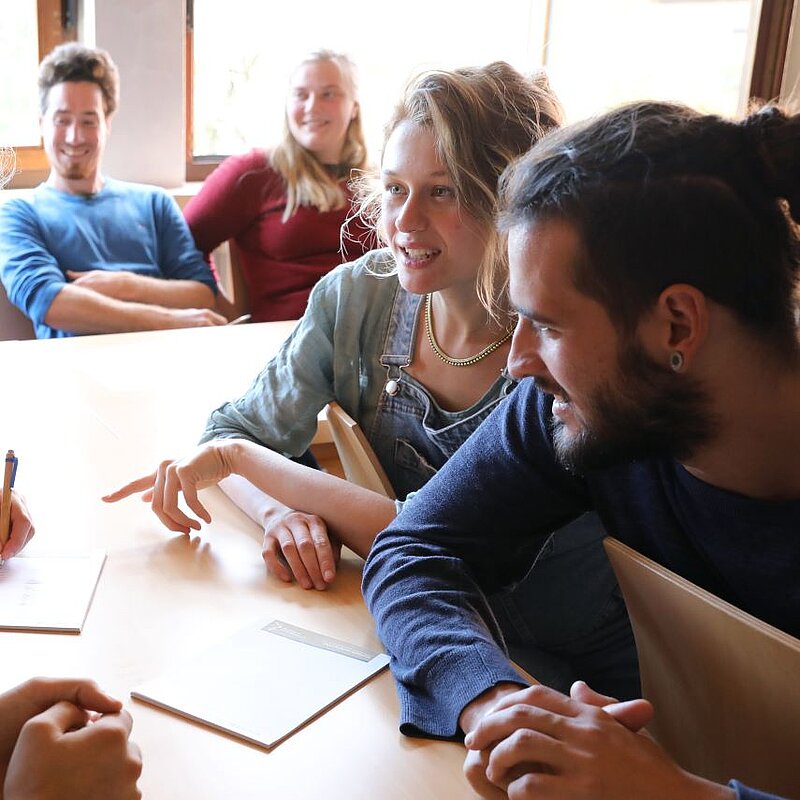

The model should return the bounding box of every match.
[652,283,709,371]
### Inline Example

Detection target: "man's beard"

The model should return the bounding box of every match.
[545,342,718,474]
[60,163,91,180]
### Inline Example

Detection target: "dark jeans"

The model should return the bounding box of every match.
[489,513,641,701]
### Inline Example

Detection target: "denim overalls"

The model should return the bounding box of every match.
[367,287,514,501]
[367,286,640,699]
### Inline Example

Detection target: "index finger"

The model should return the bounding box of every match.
[102,473,159,503]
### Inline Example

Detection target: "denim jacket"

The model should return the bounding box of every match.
[201,248,514,496]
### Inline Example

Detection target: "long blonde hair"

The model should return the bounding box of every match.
[356,62,562,322]
[271,50,368,222]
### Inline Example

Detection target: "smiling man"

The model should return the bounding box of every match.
[363,100,800,800]
[0,43,225,338]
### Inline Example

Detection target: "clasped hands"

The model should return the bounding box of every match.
[0,678,141,800]
[461,681,733,800]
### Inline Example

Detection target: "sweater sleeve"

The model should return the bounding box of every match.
[0,199,67,328]
[362,380,592,738]
[153,191,217,292]
[184,150,277,257]
[729,780,787,799]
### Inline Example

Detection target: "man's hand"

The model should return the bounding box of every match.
[460,683,529,800]
[166,307,227,328]
[0,678,124,783]
[261,508,341,590]
[462,682,734,800]
[4,702,142,800]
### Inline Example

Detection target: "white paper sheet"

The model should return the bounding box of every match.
[0,551,106,633]
[131,619,390,749]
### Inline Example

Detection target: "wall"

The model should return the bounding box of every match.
[85,0,185,187]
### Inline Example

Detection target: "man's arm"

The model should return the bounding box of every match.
[44,282,224,335]
[50,187,223,332]
[362,381,592,739]
[66,268,216,308]
[0,194,222,336]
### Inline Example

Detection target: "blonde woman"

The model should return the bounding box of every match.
[185,50,374,322]
[108,63,637,699]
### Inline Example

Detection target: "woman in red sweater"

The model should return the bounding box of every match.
[184,50,373,322]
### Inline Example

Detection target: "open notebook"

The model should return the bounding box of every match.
[0,551,106,633]
[131,619,390,749]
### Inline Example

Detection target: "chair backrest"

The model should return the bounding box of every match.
[324,402,395,500]
[0,282,35,340]
[604,536,800,798]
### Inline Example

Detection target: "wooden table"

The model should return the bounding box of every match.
[0,323,471,799]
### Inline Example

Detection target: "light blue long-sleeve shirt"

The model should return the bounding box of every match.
[0,178,216,338]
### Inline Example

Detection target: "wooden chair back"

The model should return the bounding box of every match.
[604,536,800,798]
[0,283,35,340]
[324,402,395,500]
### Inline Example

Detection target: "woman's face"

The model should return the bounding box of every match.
[381,121,488,297]
[286,59,357,164]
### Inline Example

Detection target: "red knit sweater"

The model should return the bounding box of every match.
[184,149,374,321]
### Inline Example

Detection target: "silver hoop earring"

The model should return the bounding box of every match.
[670,351,684,372]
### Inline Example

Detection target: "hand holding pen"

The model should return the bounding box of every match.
[0,450,35,564]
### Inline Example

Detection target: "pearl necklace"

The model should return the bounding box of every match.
[424,294,513,368]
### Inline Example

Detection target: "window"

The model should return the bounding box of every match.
[0,0,76,187]
[187,0,795,177]
[545,0,757,120]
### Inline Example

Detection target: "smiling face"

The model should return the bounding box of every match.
[286,59,357,164]
[380,121,488,297]
[40,80,109,193]
[507,216,714,472]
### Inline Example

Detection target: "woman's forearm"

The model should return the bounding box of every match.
[225,441,396,558]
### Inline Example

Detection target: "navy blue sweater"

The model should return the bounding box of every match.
[363,378,800,800]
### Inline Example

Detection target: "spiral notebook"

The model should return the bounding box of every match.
[131,619,390,749]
